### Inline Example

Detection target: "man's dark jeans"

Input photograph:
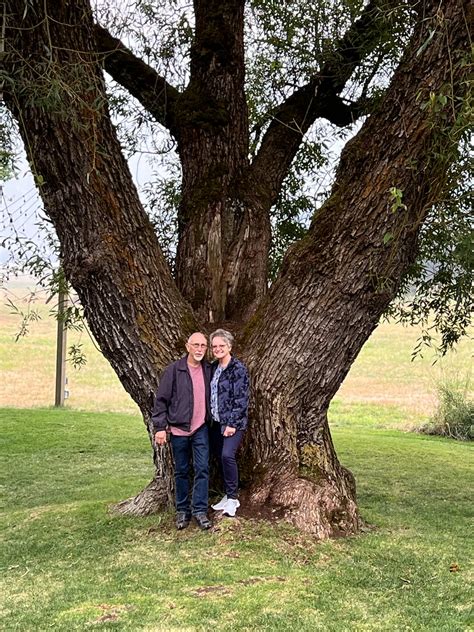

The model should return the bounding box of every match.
[170,424,209,515]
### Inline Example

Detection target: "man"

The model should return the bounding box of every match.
[152,332,212,530]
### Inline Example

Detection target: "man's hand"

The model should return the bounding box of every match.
[223,426,236,437]
[154,430,167,446]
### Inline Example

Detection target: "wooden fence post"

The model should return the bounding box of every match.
[54,289,67,407]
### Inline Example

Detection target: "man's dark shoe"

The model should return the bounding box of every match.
[194,513,212,530]
[176,511,191,530]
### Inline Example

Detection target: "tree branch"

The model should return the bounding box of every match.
[244,0,470,440]
[249,0,406,207]
[94,24,181,137]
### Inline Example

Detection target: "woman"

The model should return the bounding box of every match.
[209,328,249,517]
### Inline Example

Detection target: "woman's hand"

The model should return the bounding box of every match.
[223,426,236,437]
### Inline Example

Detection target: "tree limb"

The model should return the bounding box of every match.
[249,0,407,207]
[94,24,182,137]
[244,0,470,440]
[5,2,195,413]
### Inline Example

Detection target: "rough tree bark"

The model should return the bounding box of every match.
[4,0,471,534]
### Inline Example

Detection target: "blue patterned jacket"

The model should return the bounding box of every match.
[211,356,249,431]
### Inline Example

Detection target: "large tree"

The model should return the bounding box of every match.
[3,0,471,537]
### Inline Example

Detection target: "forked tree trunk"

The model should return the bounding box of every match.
[4,0,470,535]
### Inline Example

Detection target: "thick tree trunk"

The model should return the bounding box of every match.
[4,0,194,510]
[238,0,470,535]
[175,0,271,322]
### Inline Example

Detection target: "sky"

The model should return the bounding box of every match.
[0,164,39,266]
[0,152,155,268]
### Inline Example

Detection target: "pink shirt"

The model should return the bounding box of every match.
[170,363,206,436]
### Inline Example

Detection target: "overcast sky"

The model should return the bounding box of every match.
[0,151,155,267]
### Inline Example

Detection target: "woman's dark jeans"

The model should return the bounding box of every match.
[170,424,209,515]
[210,423,244,499]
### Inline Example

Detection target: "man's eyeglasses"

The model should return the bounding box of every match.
[189,343,207,349]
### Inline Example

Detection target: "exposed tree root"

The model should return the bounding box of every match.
[111,478,171,516]
[245,464,361,538]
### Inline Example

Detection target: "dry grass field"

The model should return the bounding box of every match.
[0,276,138,414]
[336,321,472,416]
[1,275,472,423]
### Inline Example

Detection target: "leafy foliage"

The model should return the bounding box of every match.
[387,83,473,356]
[0,108,17,182]
[4,295,42,340]
[68,343,88,369]
[142,162,181,271]
[269,135,334,279]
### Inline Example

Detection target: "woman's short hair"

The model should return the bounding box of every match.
[210,328,234,348]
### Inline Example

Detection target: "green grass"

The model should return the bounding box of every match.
[1,408,472,631]
[1,279,472,629]
[329,400,421,430]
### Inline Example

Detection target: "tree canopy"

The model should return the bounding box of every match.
[2,0,472,352]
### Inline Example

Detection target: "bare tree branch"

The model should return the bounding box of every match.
[94,24,182,137]
[249,0,407,207]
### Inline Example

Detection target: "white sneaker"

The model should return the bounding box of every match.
[211,495,228,511]
[222,498,240,517]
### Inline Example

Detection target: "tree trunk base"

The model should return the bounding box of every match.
[111,467,361,538]
[243,465,361,538]
[110,478,171,516]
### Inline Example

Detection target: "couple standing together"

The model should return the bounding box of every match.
[151,329,249,530]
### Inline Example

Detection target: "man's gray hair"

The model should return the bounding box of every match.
[210,328,234,348]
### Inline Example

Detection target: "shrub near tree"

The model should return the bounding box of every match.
[420,374,474,441]
[3,0,471,537]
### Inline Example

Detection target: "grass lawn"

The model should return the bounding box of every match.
[1,407,472,631]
